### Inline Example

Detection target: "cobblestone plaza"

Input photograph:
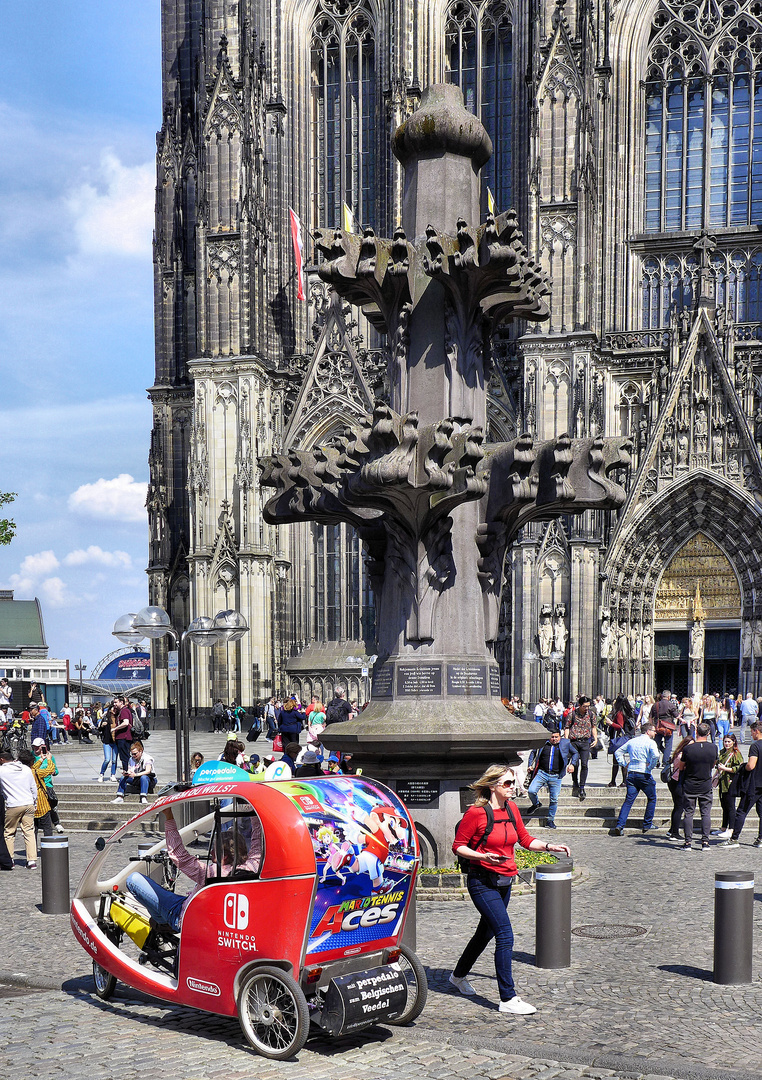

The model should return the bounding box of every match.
[3,738,761,1080]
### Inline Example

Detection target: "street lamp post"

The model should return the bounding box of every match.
[113,607,249,782]
[75,661,86,708]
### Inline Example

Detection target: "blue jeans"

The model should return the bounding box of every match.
[716,718,730,742]
[617,772,656,829]
[126,872,186,931]
[117,774,150,797]
[100,744,118,776]
[528,769,563,823]
[452,874,516,1001]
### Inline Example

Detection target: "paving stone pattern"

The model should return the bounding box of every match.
[2,737,762,1080]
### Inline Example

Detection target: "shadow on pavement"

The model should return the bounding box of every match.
[657,963,713,981]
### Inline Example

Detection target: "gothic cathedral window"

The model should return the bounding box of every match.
[641,0,762,327]
[444,0,513,212]
[310,0,377,230]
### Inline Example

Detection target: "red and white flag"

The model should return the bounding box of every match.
[289,206,306,301]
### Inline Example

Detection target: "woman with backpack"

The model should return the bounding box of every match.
[449,764,570,1016]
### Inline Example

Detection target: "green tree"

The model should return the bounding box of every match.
[0,493,16,546]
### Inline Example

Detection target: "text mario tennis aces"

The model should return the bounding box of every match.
[313,891,405,936]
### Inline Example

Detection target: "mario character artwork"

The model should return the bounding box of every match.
[278,775,418,960]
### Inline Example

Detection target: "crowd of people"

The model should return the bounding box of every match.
[530,689,762,849]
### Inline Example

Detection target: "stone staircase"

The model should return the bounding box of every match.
[54,784,161,836]
[513,787,725,832]
[53,782,727,836]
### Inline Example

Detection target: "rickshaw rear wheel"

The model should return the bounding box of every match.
[237,965,310,1060]
[387,943,428,1025]
[92,961,117,1000]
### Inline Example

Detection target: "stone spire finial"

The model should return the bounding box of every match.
[391,84,493,170]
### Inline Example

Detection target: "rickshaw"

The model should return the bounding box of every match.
[71,774,427,1060]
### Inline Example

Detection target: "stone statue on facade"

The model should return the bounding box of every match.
[690,619,704,660]
[630,621,641,661]
[754,620,762,658]
[538,604,554,658]
[552,603,568,656]
[600,608,612,662]
[743,619,753,657]
[642,623,653,661]
[618,622,629,660]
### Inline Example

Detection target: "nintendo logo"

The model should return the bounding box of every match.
[186,977,221,997]
[224,892,249,930]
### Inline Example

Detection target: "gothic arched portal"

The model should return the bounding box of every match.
[653,533,742,697]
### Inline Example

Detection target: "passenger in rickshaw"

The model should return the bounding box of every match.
[125,804,262,931]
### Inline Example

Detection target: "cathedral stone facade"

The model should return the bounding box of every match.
[148,0,762,721]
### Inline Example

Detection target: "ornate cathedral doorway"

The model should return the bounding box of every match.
[653,534,741,698]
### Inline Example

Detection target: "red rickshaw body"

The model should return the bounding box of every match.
[71,775,420,1022]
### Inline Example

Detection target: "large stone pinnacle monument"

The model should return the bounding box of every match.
[263,84,632,862]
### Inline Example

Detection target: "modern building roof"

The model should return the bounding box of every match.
[0,591,47,652]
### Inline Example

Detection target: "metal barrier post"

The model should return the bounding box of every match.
[535,860,573,968]
[40,834,70,914]
[714,870,754,984]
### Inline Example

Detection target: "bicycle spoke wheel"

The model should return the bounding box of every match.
[237,966,309,1060]
[92,960,117,1000]
[387,943,428,1025]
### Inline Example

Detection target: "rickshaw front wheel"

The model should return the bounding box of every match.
[387,943,428,1025]
[92,961,117,1000]
[237,965,310,1060]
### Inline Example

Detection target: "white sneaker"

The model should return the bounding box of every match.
[97,776,104,783]
[109,775,119,782]
[448,973,475,995]
[111,796,124,804]
[716,829,732,839]
[499,996,537,1015]
[55,824,64,834]
[140,796,148,804]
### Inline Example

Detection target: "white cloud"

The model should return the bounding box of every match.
[17,550,60,578]
[68,474,147,523]
[39,577,71,608]
[67,150,154,259]
[64,545,132,569]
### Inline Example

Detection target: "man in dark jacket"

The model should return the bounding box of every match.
[325,687,352,725]
[653,690,679,763]
[525,730,579,829]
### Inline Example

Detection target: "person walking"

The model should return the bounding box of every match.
[524,729,578,829]
[609,721,660,836]
[664,735,693,841]
[97,703,119,782]
[678,721,718,851]
[450,764,570,1014]
[0,749,37,868]
[739,692,759,742]
[713,733,744,840]
[564,697,597,801]
[720,721,762,848]
[112,696,134,770]
[607,694,635,787]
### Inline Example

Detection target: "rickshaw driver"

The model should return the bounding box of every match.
[125,805,263,931]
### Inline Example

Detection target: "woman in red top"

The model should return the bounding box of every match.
[450,764,570,1015]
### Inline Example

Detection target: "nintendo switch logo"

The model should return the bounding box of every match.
[224,893,249,930]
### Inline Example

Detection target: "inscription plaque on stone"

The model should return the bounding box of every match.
[489,666,501,697]
[371,663,394,698]
[396,664,442,697]
[446,663,487,696]
[397,779,440,806]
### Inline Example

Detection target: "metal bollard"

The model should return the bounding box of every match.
[535,859,573,968]
[714,870,754,984]
[40,834,70,914]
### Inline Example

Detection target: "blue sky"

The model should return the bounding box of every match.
[0,2,161,673]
